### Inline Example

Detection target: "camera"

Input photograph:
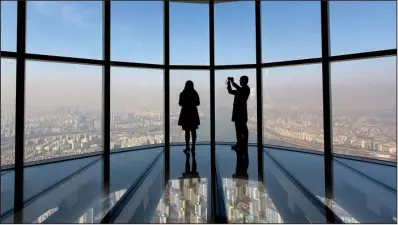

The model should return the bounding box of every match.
[225,77,233,84]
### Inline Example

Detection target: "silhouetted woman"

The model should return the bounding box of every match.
[178,80,200,153]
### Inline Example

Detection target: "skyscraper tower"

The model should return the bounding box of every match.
[111,110,115,126]
[263,69,269,101]
[250,87,255,97]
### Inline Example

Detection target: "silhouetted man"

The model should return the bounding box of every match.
[227,76,250,151]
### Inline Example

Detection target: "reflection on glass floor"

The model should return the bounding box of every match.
[222,178,283,223]
[1,145,396,224]
[151,178,208,223]
[152,151,208,223]
[317,196,358,224]
[74,189,127,223]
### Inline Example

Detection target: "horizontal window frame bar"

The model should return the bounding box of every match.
[333,151,397,167]
[329,49,397,62]
[0,142,216,171]
[110,60,164,69]
[23,53,104,65]
[264,144,325,156]
[214,63,257,70]
[0,144,163,171]
[1,142,395,172]
[169,64,210,70]
[0,152,102,171]
[2,49,396,70]
[264,143,396,167]
[1,51,17,58]
[261,57,323,68]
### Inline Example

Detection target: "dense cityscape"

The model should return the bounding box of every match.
[222,178,283,223]
[1,98,396,165]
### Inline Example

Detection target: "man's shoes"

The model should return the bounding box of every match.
[183,148,190,154]
[231,144,239,151]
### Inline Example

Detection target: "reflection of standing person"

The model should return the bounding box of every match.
[178,80,200,153]
[233,144,249,178]
[227,76,250,151]
[181,152,199,179]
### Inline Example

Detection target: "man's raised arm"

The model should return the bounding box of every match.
[227,81,237,95]
[231,80,241,90]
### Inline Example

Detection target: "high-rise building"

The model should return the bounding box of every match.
[111,110,115,126]
[250,87,256,97]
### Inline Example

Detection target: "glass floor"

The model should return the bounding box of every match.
[1,145,396,223]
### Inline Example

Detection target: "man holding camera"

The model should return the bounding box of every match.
[227,76,250,151]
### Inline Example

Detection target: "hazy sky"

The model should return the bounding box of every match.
[1,1,396,115]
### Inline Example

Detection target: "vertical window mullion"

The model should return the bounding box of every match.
[321,1,334,222]
[163,0,170,191]
[255,0,264,183]
[14,0,27,223]
[209,0,216,222]
[102,0,111,221]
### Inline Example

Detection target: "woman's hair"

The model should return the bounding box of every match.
[183,80,194,92]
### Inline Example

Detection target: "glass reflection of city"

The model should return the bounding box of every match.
[152,179,208,224]
[33,189,127,224]
[222,178,283,223]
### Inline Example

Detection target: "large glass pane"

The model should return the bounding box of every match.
[114,154,165,223]
[109,149,162,212]
[1,156,99,218]
[265,148,325,198]
[17,161,102,223]
[27,1,102,59]
[117,146,211,223]
[25,61,102,162]
[330,1,397,56]
[1,1,17,52]
[261,1,321,62]
[336,158,396,190]
[215,70,257,143]
[1,171,14,217]
[110,67,163,150]
[331,57,396,162]
[24,156,100,204]
[265,147,397,223]
[170,2,209,65]
[170,70,209,143]
[111,1,163,64]
[262,151,326,223]
[1,59,16,166]
[262,65,324,152]
[76,148,163,223]
[332,160,396,223]
[215,1,255,65]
